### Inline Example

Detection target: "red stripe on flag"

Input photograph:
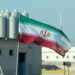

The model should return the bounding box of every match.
[18,33,67,57]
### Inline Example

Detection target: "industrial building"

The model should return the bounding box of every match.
[0,10,41,75]
[42,47,75,62]
[42,47,75,70]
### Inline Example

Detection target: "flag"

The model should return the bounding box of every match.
[18,14,71,57]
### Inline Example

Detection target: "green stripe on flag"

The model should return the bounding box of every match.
[19,14,70,41]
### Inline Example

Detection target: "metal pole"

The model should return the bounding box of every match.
[59,13,62,30]
[64,65,65,75]
[16,42,20,75]
[68,67,70,75]
[16,15,20,75]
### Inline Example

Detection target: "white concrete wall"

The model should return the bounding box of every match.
[42,47,75,62]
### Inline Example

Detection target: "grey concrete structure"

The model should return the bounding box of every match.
[0,39,42,75]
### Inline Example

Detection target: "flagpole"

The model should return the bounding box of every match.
[15,12,28,75]
[16,42,20,75]
[16,15,20,75]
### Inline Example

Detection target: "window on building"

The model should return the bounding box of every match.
[56,56,59,59]
[0,50,2,55]
[67,56,69,58]
[9,50,13,56]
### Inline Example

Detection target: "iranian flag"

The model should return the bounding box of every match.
[18,14,71,57]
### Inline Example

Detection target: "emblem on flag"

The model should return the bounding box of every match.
[40,30,50,38]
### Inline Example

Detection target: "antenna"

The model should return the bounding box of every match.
[59,13,62,30]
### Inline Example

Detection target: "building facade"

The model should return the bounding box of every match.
[42,47,75,62]
[0,39,41,75]
[0,10,41,75]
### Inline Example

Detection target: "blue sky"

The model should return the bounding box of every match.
[0,0,75,45]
